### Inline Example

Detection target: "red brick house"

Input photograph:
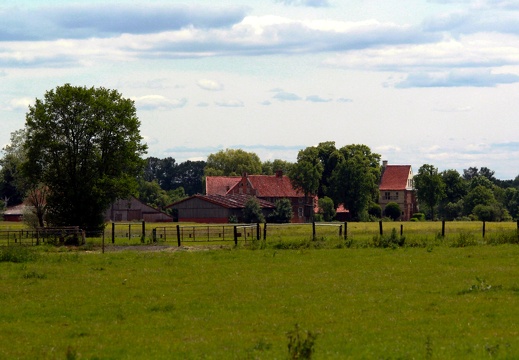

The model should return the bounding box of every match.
[379,161,417,221]
[205,171,314,223]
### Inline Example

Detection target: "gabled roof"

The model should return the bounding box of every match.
[225,173,303,198]
[379,165,412,191]
[205,176,241,195]
[167,194,276,209]
[246,175,303,197]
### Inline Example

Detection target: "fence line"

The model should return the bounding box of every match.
[2,220,518,247]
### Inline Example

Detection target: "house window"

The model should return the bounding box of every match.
[298,207,304,218]
[384,192,399,201]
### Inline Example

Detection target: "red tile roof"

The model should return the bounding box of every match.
[207,173,304,198]
[379,165,412,191]
[246,175,303,197]
[205,176,241,195]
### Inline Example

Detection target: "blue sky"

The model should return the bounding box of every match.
[1,0,519,179]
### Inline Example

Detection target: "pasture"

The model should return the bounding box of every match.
[0,221,518,359]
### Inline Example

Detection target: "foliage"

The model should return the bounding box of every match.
[330,144,381,220]
[464,185,497,215]
[289,146,323,199]
[262,159,293,175]
[204,148,262,176]
[287,324,318,360]
[137,180,173,209]
[472,204,501,222]
[368,202,382,219]
[373,227,405,248]
[414,164,445,220]
[268,198,293,223]
[0,129,28,206]
[0,246,37,263]
[22,84,147,232]
[410,213,426,221]
[144,157,205,195]
[384,202,401,221]
[243,196,265,223]
[317,196,336,221]
[289,146,323,221]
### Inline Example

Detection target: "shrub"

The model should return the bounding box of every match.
[372,228,405,248]
[368,203,382,218]
[411,213,426,221]
[287,324,318,360]
[384,202,401,221]
[243,197,265,223]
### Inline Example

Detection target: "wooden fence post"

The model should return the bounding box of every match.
[111,222,115,244]
[234,226,238,245]
[442,220,446,237]
[263,223,267,240]
[379,221,383,236]
[312,222,316,240]
[482,221,486,238]
[344,222,348,240]
[257,223,261,240]
[177,225,181,247]
[400,224,404,237]
[142,221,146,241]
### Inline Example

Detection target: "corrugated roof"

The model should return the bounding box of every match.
[167,194,275,209]
[205,176,241,195]
[379,165,412,191]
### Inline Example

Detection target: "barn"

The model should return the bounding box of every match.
[105,196,173,222]
[166,194,275,223]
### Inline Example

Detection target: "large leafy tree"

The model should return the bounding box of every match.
[438,169,467,220]
[414,164,445,220]
[0,129,28,206]
[22,84,147,232]
[288,146,323,220]
[204,149,262,176]
[330,144,381,221]
[316,141,341,199]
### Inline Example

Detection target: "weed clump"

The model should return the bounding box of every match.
[458,276,502,295]
[372,228,405,248]
[287,324,318,359]
[0,246,37,263]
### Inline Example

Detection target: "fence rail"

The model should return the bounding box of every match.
[1,220,518,247]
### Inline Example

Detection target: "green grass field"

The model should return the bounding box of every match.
[1,238,518,359]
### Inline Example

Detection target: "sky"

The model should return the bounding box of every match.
[1,0,519,180]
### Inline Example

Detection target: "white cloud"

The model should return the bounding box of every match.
[134,95,187,110]
[215,99,244,107]
[272,91,302,101]
[1,97,32,111]
[306,95,332,102]
[197,79,224,91]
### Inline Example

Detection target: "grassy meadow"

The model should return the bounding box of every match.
[0,221,518,359]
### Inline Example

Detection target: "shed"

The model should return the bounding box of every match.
[166,194,275,223]
[105,196,173,222]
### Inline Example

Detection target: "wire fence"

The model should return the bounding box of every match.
[1,220,518,248]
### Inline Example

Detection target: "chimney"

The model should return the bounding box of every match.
[382,160,388,168]
[275,170,283,178]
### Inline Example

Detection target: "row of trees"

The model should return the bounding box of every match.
[2,84,518,232]
[414,165,519,221]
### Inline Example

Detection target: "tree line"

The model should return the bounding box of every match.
[1,84,518,233]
